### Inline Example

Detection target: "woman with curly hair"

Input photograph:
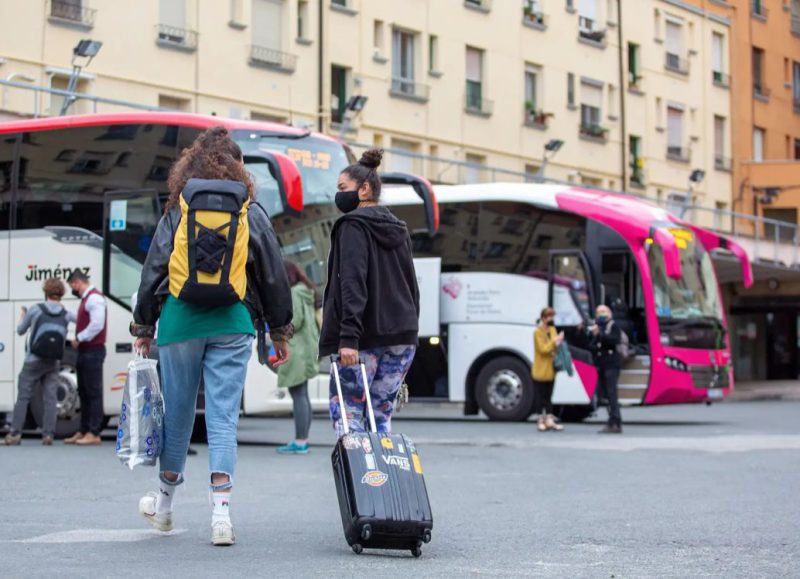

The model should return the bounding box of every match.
[131,126,293,546]
[320,149,419,435]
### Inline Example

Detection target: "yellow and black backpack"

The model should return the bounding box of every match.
[168,179,250,306]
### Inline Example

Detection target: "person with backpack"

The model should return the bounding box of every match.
[5,278,72,446]
[532,307,565,432]
[589,305,624,434]
[319,148,419,435]
[130,126,293,546]
[276,260,320,455]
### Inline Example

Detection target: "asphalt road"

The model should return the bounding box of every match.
[2,400,799,579]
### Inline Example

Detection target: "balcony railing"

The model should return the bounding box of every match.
[579,123,608,141]
[629,72,644,91]
[665,52,690,75]
[390,78,430,102]
[464,0,491,12]
[522,6,547,28]
[712,70,730,87]
[792,14,800,36]
[578,16,606,44]
[49,0,96,27]
[753,83,771,100]
[249,45,298,72]
[794,97,800,114]
[714,155,732,171]
[630,166,646,188]
[157,24,198,51]
[524,108,551,129]
[667,146,690,162]
[751,0,768,19]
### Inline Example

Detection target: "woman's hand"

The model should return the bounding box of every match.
[555,331,565,345]
[339,347,359,367]
[134,337,152,356]
[272,340,290,367]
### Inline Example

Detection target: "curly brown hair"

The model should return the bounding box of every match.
[164,126,255,212]
[42,277,65,300]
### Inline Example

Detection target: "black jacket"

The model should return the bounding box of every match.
[319,206,420,356]
[133,179,293,341]
[590,320,622,369]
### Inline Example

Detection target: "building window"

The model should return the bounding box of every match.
[753,47,767,98]
[580,82,606,139]
[630,135,644,187]
[297,0,309,40]
[628,43,641,88]
[429,34,439,73]
[524,64,545,125]
[753,127,765,161]
[752,0,767,18]
[466,46,487,113]
[390,138,420,174]
[666,106,686,160]
[158,0,197,49]
[665,20,687,74]
[567,72,575,107]
[331,64,349,124]
[392,28,419,96]
[714,116,729,170]
[794,138,800,160]
[253,0,283,50]
[525,163,541,182]
[793,0,800,34]
[793,62,800,112]
[712,32,727,85]
[373,20,385,57]
[578,0,605,43]
[230,0,244,26]
[158,94,191,111]
[49,74,90,116]
[464,153,486,184]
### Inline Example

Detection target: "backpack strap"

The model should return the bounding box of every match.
[218,211,239,286]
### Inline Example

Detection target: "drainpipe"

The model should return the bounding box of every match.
[616,0,627,191]
[317,0,324,132]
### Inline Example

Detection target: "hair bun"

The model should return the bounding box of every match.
[358,148,383,170]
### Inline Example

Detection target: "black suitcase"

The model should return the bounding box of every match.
[330,360,433,557]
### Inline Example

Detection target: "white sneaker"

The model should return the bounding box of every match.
[138,492,174,532]
[211,519,235,546]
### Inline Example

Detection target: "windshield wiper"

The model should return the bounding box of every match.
[660,316,723,330]
[259,130,311,140]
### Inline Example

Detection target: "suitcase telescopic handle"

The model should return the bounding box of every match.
[330,355,378,434]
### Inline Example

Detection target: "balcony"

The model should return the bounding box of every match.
[665,52,690,75]
[249,45,298,73]
[464,0,491,13]
[157,24,198,52]
[390,78,430,103]
[753,83,771,102]
[792,14,800,36]
[579,123,608,143]
[667,146,690,163]
[712,70,730,88]
[578,16,606,46]
[49,0,96,29]
[522,6,547,30]
[524,107,551,129]
[751,0,768,20]
[465,82,492,116]
[715,155,732,172]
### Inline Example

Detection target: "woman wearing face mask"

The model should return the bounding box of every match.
[532,307,565,432]
[319,148,419,435]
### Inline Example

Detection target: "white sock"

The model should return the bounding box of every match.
[156,482,176,514]
[212,492,231,523]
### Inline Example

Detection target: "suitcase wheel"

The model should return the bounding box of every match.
[352,544,363,555]
[411,544,422,558]
[423,530,432,544]
[360,524,372,541]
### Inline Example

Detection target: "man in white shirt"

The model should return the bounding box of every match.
[64,271,108,446]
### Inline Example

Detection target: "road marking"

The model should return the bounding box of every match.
[15,528,187,544]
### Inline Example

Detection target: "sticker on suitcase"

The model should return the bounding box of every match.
[361,470,389,487]
[380,437,393,450]
[412,453,424,475]
[382,454,411,471]
[341,435,360,450]
[365,453,376,470]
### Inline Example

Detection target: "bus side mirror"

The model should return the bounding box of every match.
[244,152,303,215]
[720,237,754,288]
[652,228,683,280]
[379,172,439,236]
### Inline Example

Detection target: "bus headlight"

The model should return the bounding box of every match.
[429,336,441,346]
[664,356,688,372]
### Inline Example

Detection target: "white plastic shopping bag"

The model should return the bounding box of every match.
[116,356,164,470]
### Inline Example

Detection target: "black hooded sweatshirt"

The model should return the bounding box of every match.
[319,205,420,356]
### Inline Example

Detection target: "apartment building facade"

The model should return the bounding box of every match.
[0,0,732,214]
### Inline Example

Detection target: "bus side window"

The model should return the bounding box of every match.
[0,134,14,229]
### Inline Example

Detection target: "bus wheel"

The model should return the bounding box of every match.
[30,366,82,437]
[475,356,535,421]
[553,405,594,423]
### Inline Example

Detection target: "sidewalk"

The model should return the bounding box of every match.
[729,380,800,402]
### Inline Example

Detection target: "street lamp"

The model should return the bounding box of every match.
[59,39,103,116]
[338,95,368,139]
[534,139,565,180]
[686,169,705,222]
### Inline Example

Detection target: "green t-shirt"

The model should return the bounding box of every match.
[156,295,255,346]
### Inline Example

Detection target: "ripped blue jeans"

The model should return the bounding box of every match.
[330,345,416,436]
[158,333,253,490]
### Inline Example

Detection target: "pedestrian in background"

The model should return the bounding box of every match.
[64,270,107,446]
[5,278,72,446]
[320,148,419,435]
[276,260,320,455]
[590,305,623,434]
[131,126,293,546]
[532,307,565,432]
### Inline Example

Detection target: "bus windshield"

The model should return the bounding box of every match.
[234,131,352,212]
[648,230,723,322]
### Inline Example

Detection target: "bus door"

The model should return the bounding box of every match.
[599,251,646,350]
[0,229,10,389]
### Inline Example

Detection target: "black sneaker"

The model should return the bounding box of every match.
[598,424,623,434]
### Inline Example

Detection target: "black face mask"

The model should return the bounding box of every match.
[547,320,555,327]
[335,190,360,214]
[71,289,81,299]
